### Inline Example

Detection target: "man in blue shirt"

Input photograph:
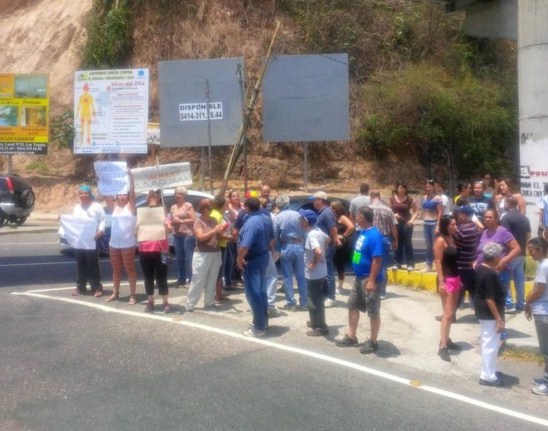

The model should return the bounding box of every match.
[337,206,383,354]
[312,191,340,307]
[237,197,274,337]
[274,194,307,311]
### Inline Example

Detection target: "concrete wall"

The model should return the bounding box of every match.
[461,0,518,40]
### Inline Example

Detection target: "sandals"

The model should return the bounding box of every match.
[128,295,137,306]
[105,293,119,302]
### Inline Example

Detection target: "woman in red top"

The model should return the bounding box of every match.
[389,182,418,270]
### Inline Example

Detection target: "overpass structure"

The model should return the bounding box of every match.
[447,0,548,232]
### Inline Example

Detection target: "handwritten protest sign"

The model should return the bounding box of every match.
[131,162,192,193]
[137,207,166,241]
[94,161,128,196]
[60,216,98,250]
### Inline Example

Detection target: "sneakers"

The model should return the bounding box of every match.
[532,377,548,387]
[335,287,343,295]
[145,301,154,313]
[283,303,298,311]
[438,347,451,362]
[479,378,504,387]
[532,383,548,395]
[360,339,378,354]
[336,335,359,347]
[243,327,266,338]
[505,305,517,313]
[306,327,329,337]
[406,265,414,271]
[268,307,282,317]
[163,304,171,314]
[391,265,399,271]
[325,298,336,308]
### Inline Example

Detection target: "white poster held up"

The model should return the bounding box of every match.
[94,161,128,196]
[60,216,98,250]
[137,207,166,242]
[131,162,192,193]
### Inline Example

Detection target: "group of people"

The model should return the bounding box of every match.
[68,176,548,394]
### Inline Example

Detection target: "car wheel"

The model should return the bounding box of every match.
[19,188,35,210]
[0,210,6,227]
[14,216,27,225]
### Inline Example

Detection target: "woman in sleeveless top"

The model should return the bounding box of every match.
[106,170,138,304]
[434,215,461,362]
[170,186,196,287]
[389,182,418,270]
[330,200,355,293]
[422,180,442,272]
[494,178,526,217]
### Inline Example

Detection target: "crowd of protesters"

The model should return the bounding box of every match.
[66,176,548,394]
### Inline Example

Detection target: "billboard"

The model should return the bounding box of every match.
[73,69,149,154]
[158,58,245,147]
[262,53,349,142]
[0,73,49,155]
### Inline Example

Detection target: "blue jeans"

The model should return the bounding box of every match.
[323,244,336,300]
[266,251,279,308]
[377,236,392,296]
[506,256,525,310]
[499,269,511,341]
[244,254,269,331]
[280,243,307,307]
[423,221,436,267]
[174,235,195,284]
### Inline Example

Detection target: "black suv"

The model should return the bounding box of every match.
[0,174,35,226]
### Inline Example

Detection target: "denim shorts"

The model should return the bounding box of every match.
[348,277,381,317]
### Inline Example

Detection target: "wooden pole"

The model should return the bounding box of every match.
[220,20,281,195]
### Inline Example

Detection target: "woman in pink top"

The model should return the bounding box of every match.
[138,191,172,313]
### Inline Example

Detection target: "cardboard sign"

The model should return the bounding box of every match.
[131,162,192,193]
[137,207,166,242]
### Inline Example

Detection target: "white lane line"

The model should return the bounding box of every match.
[0,261,74,267]
[11,290,548,428]
[0,242,59,246]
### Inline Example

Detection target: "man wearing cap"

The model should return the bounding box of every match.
[70,185,106,296]
[312,191,340,307]
[274,194,307,311]
[237,197,275,337]
[454,205,481,312]
[301,209,330,336]
[337,206,383,353]
[368,191,398,299]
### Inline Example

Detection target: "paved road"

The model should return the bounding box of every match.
[2,230,548,430]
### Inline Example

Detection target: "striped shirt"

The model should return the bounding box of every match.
[368,202,397,237]
[453,222,480,269]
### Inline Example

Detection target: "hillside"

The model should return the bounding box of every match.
[0,1,517,212]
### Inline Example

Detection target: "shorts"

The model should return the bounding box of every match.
[347,276,381,317]
[444,276,461,294]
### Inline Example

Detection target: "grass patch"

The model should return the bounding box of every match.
[500,345,543,364]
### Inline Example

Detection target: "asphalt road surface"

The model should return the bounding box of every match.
[1,231,547,430]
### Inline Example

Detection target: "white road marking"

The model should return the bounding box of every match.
[0,242,59,246]
[0,261,74,267]
[11,289,548,428]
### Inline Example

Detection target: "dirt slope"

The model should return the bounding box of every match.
[0,0,92,110]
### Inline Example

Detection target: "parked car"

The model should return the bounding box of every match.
[0,174,35,226]
[58,188,214,255]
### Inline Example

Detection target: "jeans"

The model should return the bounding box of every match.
[377,236,392,297]
[534,314,548,381]
[280,243,307,307]
[307,278,327,329]
[423,221,436,267]
[174,235,195,284]
[266,251,279,308]
[394,221,414,267]
[506,255,525,310]
[323,244,336,300]
[244,254,269,331]
[457,267,476,309]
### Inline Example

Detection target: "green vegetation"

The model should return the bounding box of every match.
[82,0,133,68]
[50,109,75,149]
[27,159,53,176]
